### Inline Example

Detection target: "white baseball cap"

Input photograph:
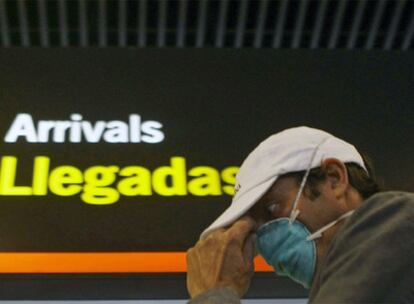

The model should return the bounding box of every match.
[200,126,367,240]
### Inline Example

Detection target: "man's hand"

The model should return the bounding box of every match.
[186,216,257,299]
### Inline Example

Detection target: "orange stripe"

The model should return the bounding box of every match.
[0,252,272,273]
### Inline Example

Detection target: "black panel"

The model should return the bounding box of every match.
[0,273,307,300]
[0,49,412,299]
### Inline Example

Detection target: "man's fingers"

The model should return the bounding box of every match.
[243,233,257,264]
[200,227,226,241]
[186,217,256,298]
[227,216,257,245]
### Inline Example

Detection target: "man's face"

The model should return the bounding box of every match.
[248,174,348,234]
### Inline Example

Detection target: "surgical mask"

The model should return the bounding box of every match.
[256,210,354,289]
[256,138,355,289]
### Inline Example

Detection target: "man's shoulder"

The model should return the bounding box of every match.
[321,190,414,278]
[364,190,414,206]
[354,191,414,223]
[337,191,414,240]
[310,191,414,303]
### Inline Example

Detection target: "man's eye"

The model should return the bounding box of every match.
[267,202,279,214]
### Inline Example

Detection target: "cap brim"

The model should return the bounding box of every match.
[200,176,278,240]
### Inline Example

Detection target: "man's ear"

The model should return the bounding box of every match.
[321,158,349,198]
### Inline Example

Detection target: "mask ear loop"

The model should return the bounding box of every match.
[288,167,310,224]
[306,210,354,241]
[289,137,330,225]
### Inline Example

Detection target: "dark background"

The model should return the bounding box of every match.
[0,49,412,299]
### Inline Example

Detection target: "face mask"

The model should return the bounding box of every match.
[256,138,355,289]
[256,210,354,289]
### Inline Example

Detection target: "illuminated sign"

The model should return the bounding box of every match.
[0,111,268,273]
[1,113,238,205]
[5,113,164,143]
[0,155,238,204]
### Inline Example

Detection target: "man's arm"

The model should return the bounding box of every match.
[186,216,257,302]
[188,287,241,304]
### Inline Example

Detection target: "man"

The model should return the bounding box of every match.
[186,126,414,303]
